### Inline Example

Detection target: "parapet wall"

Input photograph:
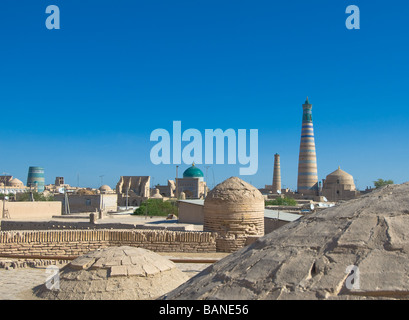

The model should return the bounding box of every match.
[0,220,196,232]
[0,229,217,257]
[0,201,62,220]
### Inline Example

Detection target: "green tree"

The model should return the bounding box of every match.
[132,199,178,217]
[16,191,54,202]
[0,193,15,200]
[373,178,394,189]
[265,197,297,206]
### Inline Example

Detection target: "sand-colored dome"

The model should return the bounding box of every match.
[99,185,112,193]
[9,178,24,187]
[204,177,264,252]
[325,167,355,188]
[151,188,163,199]
[34,246,189,300]
[205,176,265,207]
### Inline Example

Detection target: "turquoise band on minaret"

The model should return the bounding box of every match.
[297,97,318,195]
[27,166,45,192]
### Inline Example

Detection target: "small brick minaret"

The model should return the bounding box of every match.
[272,153,281,193]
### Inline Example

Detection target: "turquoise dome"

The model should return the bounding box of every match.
[183,163,204,178]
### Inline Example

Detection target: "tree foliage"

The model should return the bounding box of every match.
[16,192,54,201]
[0,193,15,200]
[132,199,178,217]
[373,178,394,189]
[265,197,297,206]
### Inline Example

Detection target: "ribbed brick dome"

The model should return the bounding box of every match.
[204,177,264,252]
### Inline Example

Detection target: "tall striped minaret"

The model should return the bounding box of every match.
[272,153,281,193]
[297,97,318,195]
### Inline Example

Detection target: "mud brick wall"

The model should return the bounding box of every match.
[0,220,194,232]
[204,206,265,253]
[0,229,217,257]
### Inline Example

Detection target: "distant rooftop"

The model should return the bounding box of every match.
[264,209,302,222]
[178,199,205,206]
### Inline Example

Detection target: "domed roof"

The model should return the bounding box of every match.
[325,166,355,186]
[9,178,23,187]
[99,185,112,191]
[327,166,353,178]
[204,177,265,252]
[151,188,163,198]
[183,163,204,178]
[205,176,264,205]
[34,246,189,300]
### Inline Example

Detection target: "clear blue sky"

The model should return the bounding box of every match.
[1,0,408,190]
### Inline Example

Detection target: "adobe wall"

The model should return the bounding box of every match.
[54,194,118,214]
[0,201,62,220]
[264,217,290,234]
[178,202,204,224]
[0,229,217,257]
[0,220,196,232]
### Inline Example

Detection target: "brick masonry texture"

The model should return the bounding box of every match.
[0,229,217,257]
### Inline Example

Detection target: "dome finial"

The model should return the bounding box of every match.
[305,96,310,104]
[192,162,195,166]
